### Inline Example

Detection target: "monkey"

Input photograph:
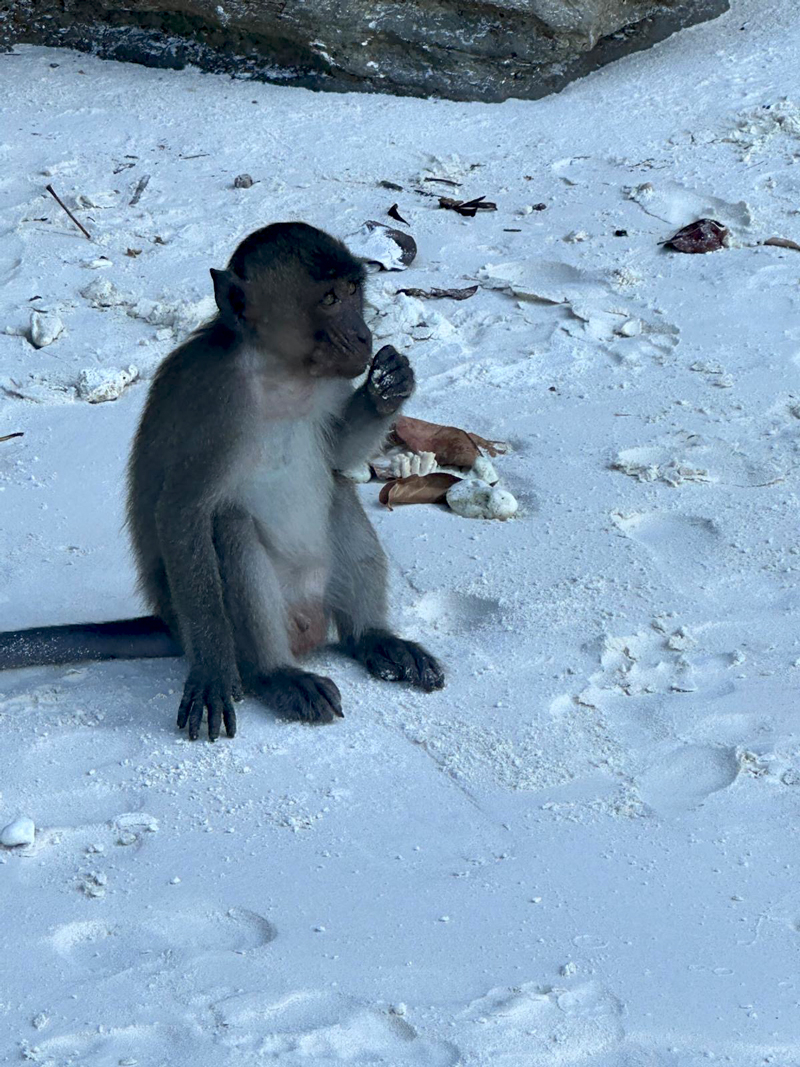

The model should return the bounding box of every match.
[0,222,444,740]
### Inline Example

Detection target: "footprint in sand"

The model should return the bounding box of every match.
[22,1021,228,1067]
[212,989,459,1064]
[458,979,624,1065]
[637,743,740,815]
[409,590,501,636]
[142,905,277,954]
[613,510,721,595]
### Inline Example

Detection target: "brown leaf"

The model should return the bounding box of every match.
[467,432,509,458]
[387,204,409,225]
[125,248,142,257]
[0,432,24,443]
[664,219,728,253]
[379,180,404,191]
[764,236,800,251]
[438,195,497,218]
[393,415,508,467]
[396,285,478,301]
[379,473,460,510]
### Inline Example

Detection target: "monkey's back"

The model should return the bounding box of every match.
[126,321,237,618]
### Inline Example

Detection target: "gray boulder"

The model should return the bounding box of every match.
[2,0,729,102]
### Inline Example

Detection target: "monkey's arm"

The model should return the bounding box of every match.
[332,345,414,470]
[155,463,242,741]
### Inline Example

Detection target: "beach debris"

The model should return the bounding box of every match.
[664,219,728,253]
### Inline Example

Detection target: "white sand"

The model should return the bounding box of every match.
[1,2,800,1061]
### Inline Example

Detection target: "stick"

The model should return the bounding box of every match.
[44,184,92,240]
[130,174,150,207]
[0,433,24,443]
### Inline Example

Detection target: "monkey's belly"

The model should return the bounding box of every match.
[287,600,328,656]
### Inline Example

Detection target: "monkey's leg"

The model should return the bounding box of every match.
[327,479,445,692]
[213,510,343,725]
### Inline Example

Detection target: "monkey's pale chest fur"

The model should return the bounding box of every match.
[230,374,345,652]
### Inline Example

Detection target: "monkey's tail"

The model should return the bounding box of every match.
[0,616,182,670]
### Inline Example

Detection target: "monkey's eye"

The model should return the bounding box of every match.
[347,280,358,295]
[321,291,337,307]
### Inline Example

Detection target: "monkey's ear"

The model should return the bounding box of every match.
[210,268,246,323]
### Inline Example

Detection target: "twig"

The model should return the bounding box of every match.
[130,174,150,207]
[0,433,24,443]
[45,184,92,240]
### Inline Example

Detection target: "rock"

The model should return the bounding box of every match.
[29,310,64,348]
[233,173,254,188]
[0,816,36,847]
[76,365,139,403]
[471,456,499,485]
[5,1,729,103]
[446,478,518,520]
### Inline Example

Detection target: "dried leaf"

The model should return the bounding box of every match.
[467,432,510,458]
[379,473,460,510]
[396,285,478,301]
[125,248,142,257]
[129,174,150,207]
[393,415,508,467]
[664,218,728,253]
[0,432,23,443]
[379,180,404,191]
[764,236,800,251]
[387,204,409,225]
[438,195,497,218]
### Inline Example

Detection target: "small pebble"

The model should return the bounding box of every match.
[471,455,499,485]
[170,876,181,884]
[0,816,35,847]
[233,173,254,188]
[29,310,64,348]
[618,319,641,337]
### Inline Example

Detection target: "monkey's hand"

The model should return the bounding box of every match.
[366,345,415,416]
[255,667,343,724]
[178,661,243,741]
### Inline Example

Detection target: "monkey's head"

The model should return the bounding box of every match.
[211,222,372,379]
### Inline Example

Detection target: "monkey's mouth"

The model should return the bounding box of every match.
[309,333,371,379]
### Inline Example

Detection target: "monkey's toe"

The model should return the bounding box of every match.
[178,669,241,741]
[257,667,344,724]
[353,632,445,692]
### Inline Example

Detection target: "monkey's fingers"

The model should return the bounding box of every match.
[177,685,197,731]
[223,698,237,738]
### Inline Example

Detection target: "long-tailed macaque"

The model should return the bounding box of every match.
[0,223,444,739]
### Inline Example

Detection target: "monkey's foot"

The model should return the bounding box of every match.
[347,631,445,692]
[255,667,343,723]
[178,665,243,742]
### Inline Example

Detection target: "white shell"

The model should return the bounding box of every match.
[340,462,373,483]
[446,478,518,520]
[0,816,35,847]
[390,450,438,479]
[29,310,64,348]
